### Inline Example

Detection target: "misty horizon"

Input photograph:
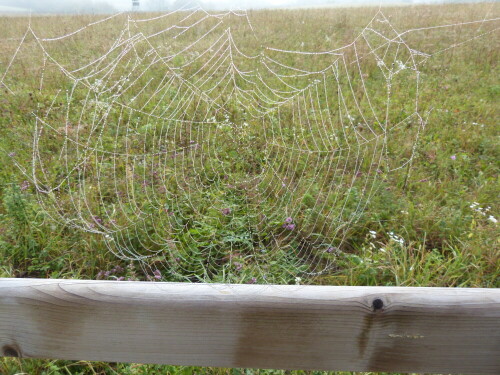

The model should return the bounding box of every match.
[0,0,486,14]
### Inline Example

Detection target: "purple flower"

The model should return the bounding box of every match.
[285,217,293,223]
[247,277,257,284]
[326,247,334,253]
[221,208,231,216]
[234,262,243,271]
[8,152,15,157]
[117,277,125,281]
[96,271,105,280]
[153,269,162,280]
[104,271,111,277]
[450,155,456,160]
[284,223,296,231]
[20,180,29,191]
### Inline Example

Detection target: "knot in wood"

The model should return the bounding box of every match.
[372,298,384,311]
[2,345,20,357]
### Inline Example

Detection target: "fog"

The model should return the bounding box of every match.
[0,0,481,13]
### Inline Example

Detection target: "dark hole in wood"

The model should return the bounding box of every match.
[372,298,384,311]
[3,345,19,357]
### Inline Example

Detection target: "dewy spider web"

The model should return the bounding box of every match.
[1,5,498,281]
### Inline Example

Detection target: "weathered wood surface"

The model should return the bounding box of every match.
[0,278,499,374]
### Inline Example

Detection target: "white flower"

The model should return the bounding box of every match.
[488,216,497,224]
[388,231,404,246]
[470,202,489,216]
[295,277,302,285]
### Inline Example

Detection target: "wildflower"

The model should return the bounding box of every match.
[295,277,302,285]
[247,277,257,284]
[326,247,335,253]
[283,223,296,231]
[234,262,243,271]
[488,215,498,224]
[369,230,377,239]
[20,180,29,191]
[153,269,162,280]
[470,202,488,216]
[117,277,125,281]
[285,217,293,223]
[96,271,105,280]
[8,152,15,157]
[221,208,231,216]
[388,231,404,246]
[450,155,456,160]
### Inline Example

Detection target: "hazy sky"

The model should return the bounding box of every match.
[0,0,472,13]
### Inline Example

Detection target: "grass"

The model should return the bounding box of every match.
[0,2,499,374]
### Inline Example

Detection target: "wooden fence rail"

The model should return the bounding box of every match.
[0,278,499,374]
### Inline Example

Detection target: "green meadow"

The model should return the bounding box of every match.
[0,2,498,374]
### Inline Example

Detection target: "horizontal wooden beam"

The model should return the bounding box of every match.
[0,278,499,374]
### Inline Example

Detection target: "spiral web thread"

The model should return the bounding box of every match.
[1,5,498,282]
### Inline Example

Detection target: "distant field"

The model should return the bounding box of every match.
[0,2,499,374]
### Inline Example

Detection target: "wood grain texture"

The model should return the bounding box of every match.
[0,278,499,374]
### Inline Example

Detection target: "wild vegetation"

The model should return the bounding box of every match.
[0,2,499,374]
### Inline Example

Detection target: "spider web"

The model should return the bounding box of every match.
[1,5,498,282]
